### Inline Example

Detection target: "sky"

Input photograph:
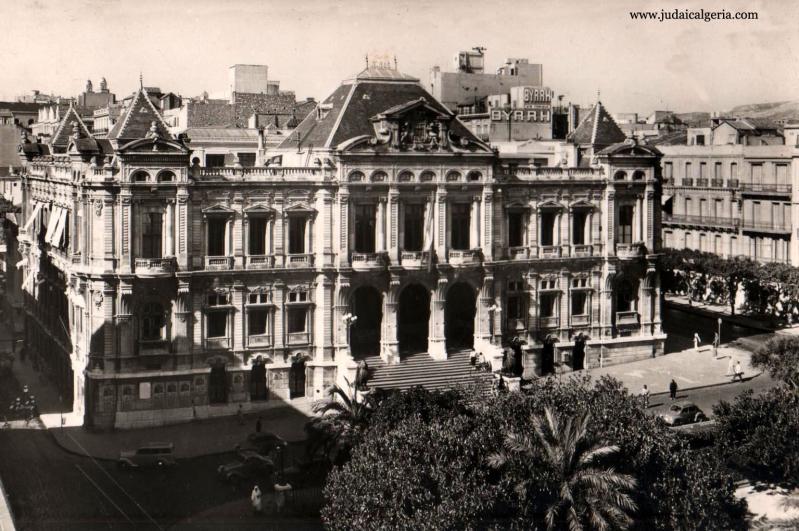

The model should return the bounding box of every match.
[0,0,797,115]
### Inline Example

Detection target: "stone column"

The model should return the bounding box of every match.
[470,196,480,249]
[265,217,273,256]
[273,198,284,267]
[174,281,191,367]
[231,282,245,353]
[435,191,447,259]
[333,276,351,362]
[380,275,400,364]
[388,189,399,262]
[559,269,570,339]
[428,277,447,360]
[376,199,385,253]
[423,198,433,250]
[476,272,494,345]
[338,193,350,267]
[272,283,285,355]
[304,217,312,255]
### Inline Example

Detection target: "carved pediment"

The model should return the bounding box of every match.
[117,137,189,154]
[202,203,234,216]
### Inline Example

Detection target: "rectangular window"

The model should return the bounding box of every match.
[699,162,706,179]
[618,205,634,244]
[288,217,306,254]
[714,162,722,179]
[450,203,471,250]
[752,163,763,184]
[540,292,557,318]
[142,212,163,258]
[238,153,256,167]
[287,307,307,334]
[730,162,738,179]
[664,162,673,180]
[207,312,227,338]
[507,294,525,320]
[571,291,587,316]
[207,218,226,256]
[540,211,556,246]
[684,197,692,215]
[699,199,707,219]
[508,212,524,247]
[714,199,723,218]
[696,134,705,146]
[248,217,267,255]
[714,235,722,254]
[205,154,225,167]
[248,308,268,336]
[403,203,424,251]
[572,211,588,245]
[776,164,788,183]
[249,292,269,304]
[664,230,673,248]
[685,162,692,179]
[354,204,376,253]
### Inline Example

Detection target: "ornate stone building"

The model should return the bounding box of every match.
[13,67,665,429]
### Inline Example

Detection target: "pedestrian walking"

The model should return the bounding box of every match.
[726,356,735,376]
[732,361,744,382]
[273,476,292,515]
[255,417,262,433]
[639,385,650,409]
[237,404,244,426]
[250,485,263,515]
[693,333,701,351]
[669,379,678,401]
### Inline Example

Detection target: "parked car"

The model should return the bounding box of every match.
[656,402,708,426]
[119,442,176,468]
[238,432,288,456]
[217,449,275,486]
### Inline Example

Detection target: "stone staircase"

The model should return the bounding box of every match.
[361,350,495,398]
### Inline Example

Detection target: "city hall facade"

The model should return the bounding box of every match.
[14,68,665,428]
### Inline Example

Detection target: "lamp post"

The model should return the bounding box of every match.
[342,313,358,353]
[487,304,499,344]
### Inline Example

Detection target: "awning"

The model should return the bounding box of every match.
[44,207,63,244]
[50,208,68,247]
[661,194,673,206]
[22,202,42,232]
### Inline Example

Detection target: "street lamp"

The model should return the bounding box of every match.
[487,304,499,343]
[342,313,358,351]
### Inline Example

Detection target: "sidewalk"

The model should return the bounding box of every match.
[666,294,798,333]
[51,405,311,461]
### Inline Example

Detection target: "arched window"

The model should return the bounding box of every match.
[158,171,175,182]
[614,171,627,181]
[616,280,637,313]
[141,302,165,340]
[632,170,645,181]
[131,171,149,183]
[467,170,482,181]
[419,170,435,182]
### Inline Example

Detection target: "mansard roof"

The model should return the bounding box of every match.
[50,104,92,150]
[108,87,172,141]
[568,102,626,146]
[277,69,482,151]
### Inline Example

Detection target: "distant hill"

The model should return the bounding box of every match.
[675,112,711,126]
[726,101,799,122]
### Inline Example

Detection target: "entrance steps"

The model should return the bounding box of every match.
[361,350,495,397]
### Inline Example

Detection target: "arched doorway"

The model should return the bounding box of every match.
[209,362,227,404]
[250,357,268,401]
[398,284,430,354]
[541,339,556,375]
[445,282,476,351]
[350,286,382,357]
[289,358,306,399]
[572,336,587,371]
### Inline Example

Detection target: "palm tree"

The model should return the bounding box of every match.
[308,378,373,463]
[489,407,638,530]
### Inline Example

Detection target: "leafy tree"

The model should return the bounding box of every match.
[751,336,799,389]
[489,407,637,530]
[714,387,799,486]
[322,414,499,530]
[308,380,374,464]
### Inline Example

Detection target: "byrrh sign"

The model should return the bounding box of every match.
[490,107,551,123]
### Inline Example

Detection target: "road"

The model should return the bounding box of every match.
[662,304,766,354]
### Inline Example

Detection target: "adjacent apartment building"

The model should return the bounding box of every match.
[9,65,665,429]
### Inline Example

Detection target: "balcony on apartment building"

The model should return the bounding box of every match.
[739,183,792,197]
[134,256,177,276]
[615,310,640,327]
[245,255,276,270]
[399,250,433,268]
[205,255,234,271]
[741,220,792,234]
[615,242,644,259]
[287,253,314,268]
[662,213,740,229]
[351,252,388,270]
[448,248,483,266]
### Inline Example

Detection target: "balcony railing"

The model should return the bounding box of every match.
[696,178,709,187]
[351,252,387,269]
[681,178,694,186]
[538,316,559,329]
[662,214,739,228]
[205,256,233,270]
[196,166,332,182]
[287,254,313,268]
[400,250,432,268]
[508,246,529,260]
[540,245,561,258]
[448,249,483,265]
[571,314,590,326]
[287,332,310,345]
[727,179,740,188]
[205,337,230,350]
[615,242,643,259]
[616,311,640,326]
[499,167,602,182]
[573,244,593,257]
[135,256,176,275]
[740,183,792,194]
[711,178,724,187]
[741,220,791,233]
[246,255,275,269]
[247,335,272,347]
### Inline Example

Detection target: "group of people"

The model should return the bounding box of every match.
[693,332,746,382]
[5,385,37,427]
[250,477,293,516]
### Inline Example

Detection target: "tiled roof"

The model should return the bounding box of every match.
[278,73,478,150]
[50,104,93,148]
[186,127,259,141]
[108,88,172,141]
[568,102,626,146]
[0,125,23,170]
[0,101,45,113]
[354,67,419,82]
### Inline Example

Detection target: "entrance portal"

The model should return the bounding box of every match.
[250,357,268,401]
[209,363,227,404]
[572,337,586,371]
[398,284,430,354]
[445,282,476,351]
[289,359,306,399]
[350,286,382,357]
[541,341,555,375]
